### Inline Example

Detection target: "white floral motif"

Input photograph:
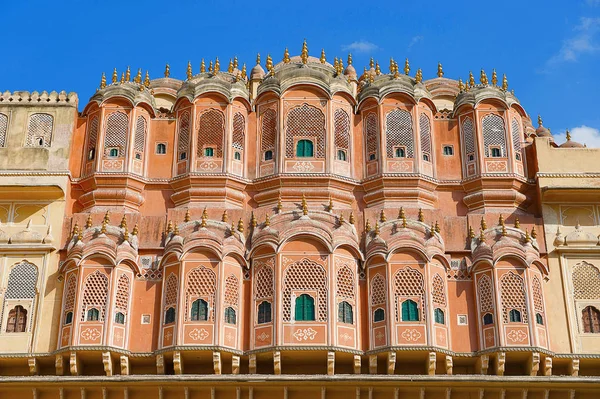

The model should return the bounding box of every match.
[485,330,494,343]
[292,161,315,173]
[189,328,210,341]
[164,330,173,341]
[389,161,412,172]
[507,329,528,343]
[401,328,422,342]
[339,332,353,344]
[375,331,385,341]
[81,328,101,341]
[292,328,317,341]
[226,332,234,342]
[257,332,270,342]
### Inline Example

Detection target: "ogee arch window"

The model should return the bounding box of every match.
[258,301,272,324]
[190,299,208,321]
[338,301,353,324]
[401,299,419,322]
[374,308,385,322]
[296,139,314,157]
[295,294,315,321]
[224,307,237,325]
[434,308,445,325]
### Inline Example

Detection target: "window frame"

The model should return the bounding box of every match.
[87,307,100,322]
[294,293,316,321]
[190,298,209,321]
[224,306,237,325]
[156,143,167,155]
[483,313,494,325]
[164,307,176,324]
[295,139,315,158]
[264,150,273,161]
[401,299,419,322]
[509,309,522,323]
[489,146,502,158]
[434,308,445,325]
[394,146,407,158]
[373,307,385,323]
[337,301,354,324]
[257,300,272,324]
[442,145,454,156]
[64,311,73,325]
[115,311,125,325]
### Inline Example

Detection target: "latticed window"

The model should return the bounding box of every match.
[386,109,414,158]
[26,113,53,147]
[87,117,99,160]
[572,261,600,299]
[0,113,7,147]
[261,108,277,161]
[478,274,494,315]
[334,109,350,161]
[434,308,445,325]
[191,299,208,321]
[255,263,274,300]
[371,274,386,306]
[64,311,73,325]
[224,274,239,308]
[63,275,77,316]
[285,104,325,159]
[283,258,328,322]
[6,306,27,333]
[500,271,528,323]
[185,266,216,321]
[336,265,355,301]
[104,112,128,157]
[80,270,109,322]
[295,294,315,321]
[582,306,600,333]
[224,307,236,324]
[482,114,507,158]
[338,301,353,324]
[6,261,38,300]
[532,276,545,325]
[134,115,147,160]
[232,112,245,159]
[432,274,446,306]
[462,118,476,162]
[419,113,432,162]
[509,309,522,323]
[374,308,385,322]
[258,301,272,324]
[393,267,425,322]
[197,109,225,158]
[164,273,178,307]
[401,299,419,321]
[177,110,191,160]
[114,274,130,318]
[365,113,378,160]
[511,117,523,161]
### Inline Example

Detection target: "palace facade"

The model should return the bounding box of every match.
[0,43,599,398]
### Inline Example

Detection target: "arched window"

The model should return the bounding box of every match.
[401,299,419,322]
[334,108,351,162]
[296,139,314,157]
[133,115,147,161]
[103,112,128,157]
[258,301,272,324]
[26,113,53,147]
[232,112,245,160]
[234,151,241,160]
[509,309,522,323]
[337,149,347,161]
[482,114,507,158]
[115,312,125,325]
[286,103,325,159]
[386,109,414,159]
[295,294,315,321]
[156,143,166,154]
[261,108,277,163]
[582,306,600,333]
[224,307,237,325]
[87,308,100,321]
[394,147,406,158]
[191,299,208,321]
[177,110,191,162]
[374,308,385,322]
[6,306,27,333]
[365,113,378,161]
[64,311,73,325]
[483,313,494,325]
[536,313,544,325]
[419,113,432,163]
[204,147,214,157]
[0,113,8,147]
[109,148,118,157]
[196,109,224,158]
[165,307,176,324]
[434,308,445,325]
[86,117,98,161]
[338,301,353,324]
[264,150,273,161]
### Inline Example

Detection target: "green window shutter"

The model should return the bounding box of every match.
[402,300,419,321]
[199,300,208,321]
[410,301,419,321]
[401,301,409,321]
[296,140,314,157]
[345,302,353,324]
[295,295,305,321]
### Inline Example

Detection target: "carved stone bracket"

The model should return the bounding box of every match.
[387,351,396,375]
[102,351,113,376]
[213,351,222,375]
[120,355,130,375]
[496,352,506,376]
[426,352,436,375]
[476,354,489,375]
[445,355,453,375]
[249,353,257,374]
[354,354,361,374]
[327,351,335,375]
[156,354,165,375]
[173,351,183,375]
[369,354,377,374]
[273,351,281,375]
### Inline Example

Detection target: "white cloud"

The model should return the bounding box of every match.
[341,40,379,53]
[547,17,600,65]
[553,125,600,147]
[587,0,600,6]
[408,35,424,50]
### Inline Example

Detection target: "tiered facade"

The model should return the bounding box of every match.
[1,43,600,398]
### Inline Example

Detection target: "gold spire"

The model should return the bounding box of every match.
[134,68,142,84]
[458,78,464,91]
[101,219,107,234]
[481,217,487,230]
[281,48,290,64]
[469,225,475,239]
[349,211,355,224]
[132,224,139,236]
[327,196,334,212]
[302,193,308,216]
[430,221,436,237]
[480,69,488,85]
[241,64,247,79]
[479,228,485,242]
[202,207,208,221]
[339,213,345,224]
[233,56,238,69]
[398,207,405,219]
[187,61,193,80]
[365,219,371,232]
[214,57,220,73]
[502,74,508,91]
[72,223,79,238]
[172,223,178,236]
[524,229,531,243]
[251,212,257,228]
[166,220,173,233]
[469,71,475,87]
[256,53,261,65]
[338,58,344,75]
[498,214,505,227]
[125,66,131,81]
[200,210,207,228]
[164,63,170,78]
[237,218,244,233]
[566,129,571,141]
[230,221,236,236]
[320,49,326,64]
[370,57,374,69]
[491,69,498,86]
[209,60,214,73]
[380,209,386,223]
[415,68,423,84]
[85,214,93,229]
[120,215,127,229]
[501,223,507,237]
[389,58,395,74]
[437,62,444,78]
[222,210,228,223]
[112,68,118,83]
[531,225,537,239]
[144,71,150,87]
[228,58,234,73]
[435,221,440,233]
[200,59,206,73]
[393,60,400,78]
[120,72,125,84]
[404,58,410,75]
[103,211,110,224]
[418,208,424,222]
[333,57,339,72]
[347,53,352,65]
[374,221,380,236]
[266,54,273,72]
[375,61,381,75]
[184,209,191,223]
[301,39,309,64]
[100,72,106,89]
[402,215,407,228]
[277,194,283,213]
[515,218,520,229]
[538,115,543,127]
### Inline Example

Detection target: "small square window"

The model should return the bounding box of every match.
[457,314,468,325]
[264,150,273,161]
[141,314,151,324]
[108,148,119,157]
[423,153,430,162]
[468,154,475,162]
[515,153,521,161]
[490,147,502,157]
[394,147,406,158]
[443,145,454,156]
[135,152,142,160]
[337,149,347,161]
[234,151,241,160]
[369,152,376,161]
[156,143,167,154]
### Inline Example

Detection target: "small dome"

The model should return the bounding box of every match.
[344,64,357,78]
[559,130,584,148]
[250,64,265,80]
[535,126,552,137]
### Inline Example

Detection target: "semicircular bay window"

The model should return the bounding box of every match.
[285,104,325,159]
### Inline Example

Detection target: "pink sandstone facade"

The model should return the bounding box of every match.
[0,43,600,398]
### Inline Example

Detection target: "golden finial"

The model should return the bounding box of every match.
[144,71,150,87]
[458,78,464,91]
[515,218,520,229]
[380,209,386,223]
[233,56,238,69]
[375,61,381,75]
[166,220,173,233]
[120,72,125,84]
[277,194,283,213]
[469,225,475,239]
[480,69,488,85]
[125,66,131,81]
[404,58,410,75]
[72,223,80,238]
[435,221,440,233]
[132,224,139,236]
[415,68,423,84]
[347,53,353,65]
[481,218,487,230]
[230,221,236,236]
[200,211,207,228]
[302,193,308,216]
[266,54,273,71]
[164,63,170,78]
[85,214,93,229]
[418,208,424,222]
[301,39,309,64]
[237,218,244,233]
[524,229,531,243]
[251,212,257,228]
[338,58,344,75]
[368,72,375,84]
[327,197,334,212]
[112,68,118,83]
[374,221,380,236]
[256,53,261,65]
[134,68,142,84]
[402,215,407,228]
[241,64,247,79]
[398,207,405,219]
[393,61,400,78]
[501,224,507,237]
[186,61,193,80]
[538,115,543,127]
[339,213,345,224]
[469,71,475,87]
[120,215,127,229]
[222,210,228,223]
[479,228,485,242]
[389,58,395,74]
[349,211,355,224]
[498,214,505,227]
[502,74,508,91]
[437,62,444,78]
[365,219,371,232]
[123,228,130,241]
[214,57,220,73]
[101,219,107,234]
[201,207,208,220]
[208,60,214,73]
[491,69,498,86]
[103,211,110,224]
[531,225,537,239]
[100,72,106,89]
[333,57,339,72]
[430,221,436,237]
[184,209,191,223]
[265,213,270,227]
[200,59,206,73]
[228,58,234,73]
[320,49,326,64]
[566,129,571,141]
[172,222,179,236]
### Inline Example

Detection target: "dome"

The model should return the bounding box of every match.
[535,115,552,137]
[559,130,584,148]
[250,64,265,80]
[344,64,357,79]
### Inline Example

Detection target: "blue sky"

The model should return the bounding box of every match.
[3,0,600,146]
